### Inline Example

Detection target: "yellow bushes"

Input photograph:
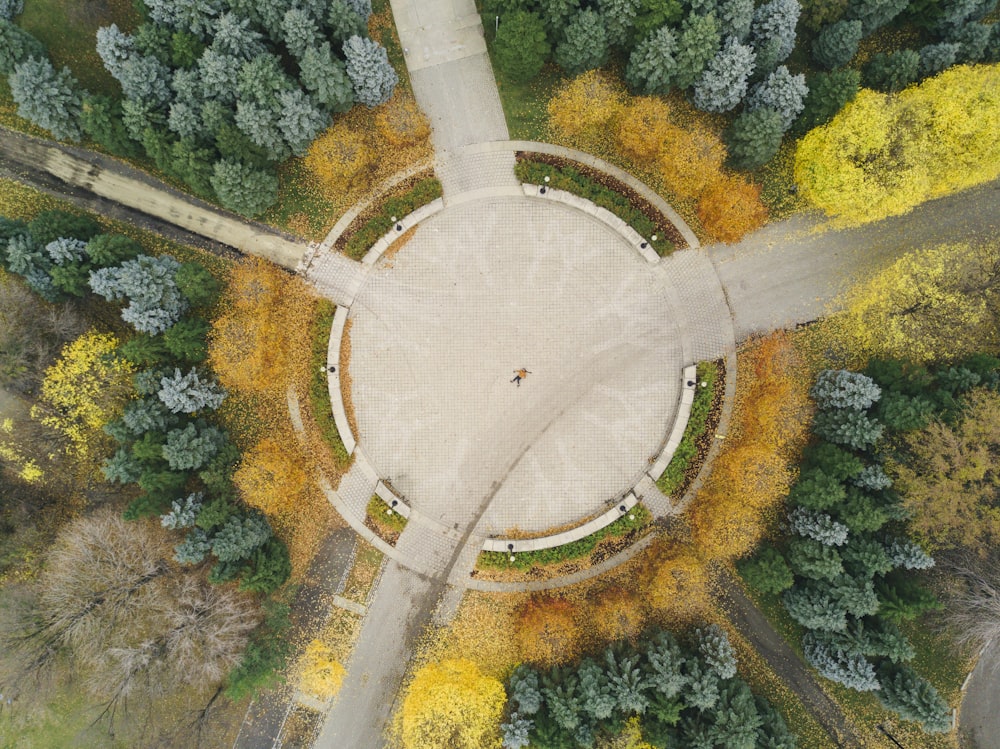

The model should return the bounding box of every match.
[697,174,769,244]
[33,329,133,460]
[658,125,726,200]
[305,92,432,202]
[590,587,646,643]
[400,659,505,749]
[615,97,674,161]
[299,640,346,700]
[548,70,626,142]
[233,436,309,519]
[795,64,1000,226]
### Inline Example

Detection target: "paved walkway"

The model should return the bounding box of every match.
[958,639,1000,748]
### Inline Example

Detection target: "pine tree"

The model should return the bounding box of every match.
[716,0,753,40]
[644,629,689,699]
[161,421,226,470]
[811,19,863,69]
[802,441,864,481]
[160,492,203,529]
[847,0,909,34]
[794,67,859,133]
[813,409,884,450]
[239,537,291,593]
[596,0,640,47]
[851,464,892,491]
[783,583,848,631]
[803,633,880,690]
[626,26,678,94]
[342,35,398,107]
[157,366,226,413]
[692,35,755,113]
[0,19,45,75]
[749,0,800,71]
[724,107,783,169]
[174,526,212,563]
[500,713,533,749]
[841,535,894,577]
[96,23,135,77]
[863,49,920,92]
[740,546,795,593]
[672,11,722,89]
[684,658,720,710]
[327,0,367,45]
[885,539,934,570]
[787,536,844,580]
[299,42,355,111]
[746,65,807,131]
[811,369,882,411]
[211,511,272,562]
[577,658,616,721]
[89,254,189,334]
[85,233,142,267]
[555,9,609,75]
[9,57,83,141]
[789,507,850,546]
[510,665,543,715]
[877,662,952,732]
[788,467,848,510]
[162,316,209,362]
[696,624,737,679]
[277,88,328,156]
[102,446,145,484]
[604,646,651,714]
[494,11,550,83]
[877,575,941,623]
[210,159,278,217]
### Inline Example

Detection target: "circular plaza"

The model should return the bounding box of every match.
[347,194,688,538]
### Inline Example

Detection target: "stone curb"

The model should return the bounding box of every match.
[327,306,356,456]
[360,197,446,265]
[649,365,698,480]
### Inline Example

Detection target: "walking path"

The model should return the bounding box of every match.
[958,639,1000,748]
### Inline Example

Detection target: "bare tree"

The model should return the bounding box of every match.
[937,553,1000,647]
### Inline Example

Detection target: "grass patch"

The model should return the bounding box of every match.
[365,494,407,541]
[656,360,721,496]
[493,63,565,141]
[478,504,652,571]
[514,157,678,255]
[263,158,345,241]
[340,539,385,604]
[338,177,442,260]
[308,299,350,469]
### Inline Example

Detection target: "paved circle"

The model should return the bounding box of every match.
[348,196,684,536]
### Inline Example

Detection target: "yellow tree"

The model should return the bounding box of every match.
[233,436,309,521]
[616,97,674,161]
[400,659,505,749]
[298,640,347,700]
[305,123,374,196]
[697,174,768,244]
[832,241,999,363]
[795,64,1000,225]
[33,329,134,460]
[548,70,626,144]
[658,124,726,200]
[894,388,1000,555]
[375,93,430,147]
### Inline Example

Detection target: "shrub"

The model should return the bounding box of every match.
[615,96,673,160]
[724,107,784,169]
[304,123,374,195]
[494,11,550,82]
[375,94,430,146]
[696,173,768,243]
[548,70,625,141]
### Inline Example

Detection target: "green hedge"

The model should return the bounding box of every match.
[656,361,719,496]
[342,178,442,260]
[309,299,350,468]
[478,503,651,571]
[514,160,675,256]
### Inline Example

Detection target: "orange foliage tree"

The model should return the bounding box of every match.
[697,174,769,244]
[515,594,582,666]
[209,257,316,397]
[687,333,812,562]
[547,70,626,143]
[589,587,646,643]
[233,436,309,520]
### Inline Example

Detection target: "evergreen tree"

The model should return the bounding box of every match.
[811,369,882,411]
[174,526,212,563]
[813,409,884,450]
[716,0,753,40]
[542,670,583,733]
[863,49,920,92]
[162,316,209,362]
[500,713,533,749]
[160,492,203,529]
[832,573,880,617]
[240,537,291,593]
[749,0,800,72]
[851,464,892,491]
[89,253,189,334]
[877,662,952,732]
[789,507,850,546]
[161,420,226,470]
[0,18,45,75]
[210,159,278,217]
[644,629,689,699]
[555,9,609,75]
[755,695,798,749]
[28,209,101,246]
[841,535,894,577]
[102,446,145,484]
[847,0,909,34]
[745,65,807,130]
[211,511,272,562]
[342,35,398,107]
[692,35,755,113]
[198,48,241,103]
[811,19,863,69]
[81,95,142,157]
[877,576,941,622]
[281,7,320,59]
[494,11,550,83]
[211,12,264,59]
[171,138,216,198]
[299,42,355,112]
[510,665,543,714]
[885,539,934,570]
[96,23,134,77]
[684,659,720,710]
[672,11,722,89]
[834,486,892,533]
[9,57,83,141]
[116,53,173,105]
[577,658,616,721]
[597,0,641,47]
[784,583,848,631]
[5,233,57,300]
[327,0,367,44]
[120,333,169,367]
[740,546,794,593]
[802,441,864,481]
[696,624,737,679]
[626,25,678,94]
[0,0,22,20]
[947,20,992,62]
[865,618,915,663]
[787,536,844,580]
[918,41,960,76]
[794,67,859,133]
[803,633,880,690]
[173,261,218,306]
[157,366,226,413]
[724,107,783,169]
[234,99,287,160]
[605,646,652,714]
[277,88,328,156]
[537,0,583,39]
[707,680,762,747]
[122,395,179,434]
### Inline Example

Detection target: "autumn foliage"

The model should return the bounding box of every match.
[515,594,583,667]
[400,659,505,749]
[687,333,812,562]
[658,125,726,200]
[548,70,626,142]
[298,639,347,700]
[234,436,309,520]
[589,587,646,643]
[697,174,769,243]
[615,97,674,161]
[644,544,711,621]
[795,64,1000,226]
